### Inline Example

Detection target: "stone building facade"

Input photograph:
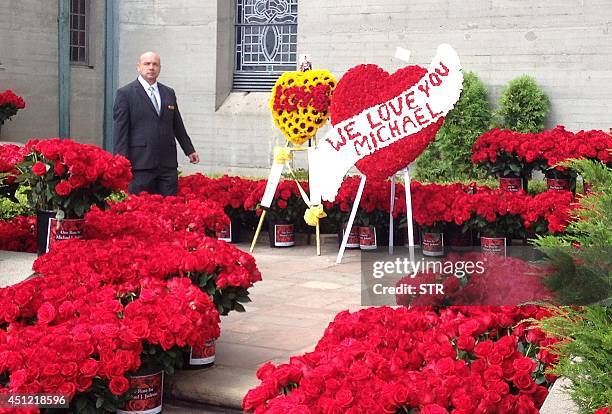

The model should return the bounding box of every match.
[1,0,611,176]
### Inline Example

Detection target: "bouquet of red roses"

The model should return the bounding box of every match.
[0,143,27,202]
[0,269,220,413]
[245,179,307,225]
[521,190,575,234]
[244,306,558,413]
[471,128,546,183]
[537,127,611,169]
[85,192,229,240]
[460,188,530,238]
[0,89,26,125]
[0,215,36,252]
[178,174,260,222]
[16,138,132,218]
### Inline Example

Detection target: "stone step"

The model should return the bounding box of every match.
[165,365,258,411]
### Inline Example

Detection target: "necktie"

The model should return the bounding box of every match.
[148,86,160,115]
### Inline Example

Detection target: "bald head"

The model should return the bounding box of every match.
[137,52,161,85]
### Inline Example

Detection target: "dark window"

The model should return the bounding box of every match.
[70,0,89,65]
[234,0,298,92]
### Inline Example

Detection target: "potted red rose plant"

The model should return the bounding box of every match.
[538,127,612,193]
[323,175,361,249]
[472,128,546,192]
[412,183,462,256]
[245,179,306,248]
[16,138,131,255]
[0,89,26,136]
[466,190,528,255]
[0,143,27,203]
[178,174,261,242]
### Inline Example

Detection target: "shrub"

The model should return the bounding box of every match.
[534,159,611,304]
[494,75,550,133]
[0,186,31,220]
[535,306,612,414]
[415,71,491,182]
[532,161,611,411]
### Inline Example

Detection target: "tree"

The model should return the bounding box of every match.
[415,71,491,182]
[494,75,550,133]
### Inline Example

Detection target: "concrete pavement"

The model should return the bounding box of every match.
[166,236,364,410]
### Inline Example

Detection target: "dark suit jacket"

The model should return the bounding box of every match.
[113,79,195,170]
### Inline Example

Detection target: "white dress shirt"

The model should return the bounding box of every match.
[138,75,161,113]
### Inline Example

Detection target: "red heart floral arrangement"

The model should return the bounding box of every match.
[329,64,444,181]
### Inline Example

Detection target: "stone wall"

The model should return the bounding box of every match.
[116,0,612,176]
[0,0,59,141]
[0,0,106,144]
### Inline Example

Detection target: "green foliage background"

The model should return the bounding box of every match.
[415,72,492,182]
[493,75,550,133]
[533,160,611,413]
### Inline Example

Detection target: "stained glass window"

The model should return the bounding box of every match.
[234,0,298,91]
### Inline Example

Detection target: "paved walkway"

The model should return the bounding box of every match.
[0,235,365,412]
[166,236,364,410]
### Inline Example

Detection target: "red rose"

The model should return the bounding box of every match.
[32,161,48,176]
[54,162,67,176]
[474,340,494,358]
[55,180,72,196]
[456,335,475,352]
[61,362,79,379]
[9,369,28,388]
[512,356,536,374]
[335,388,354,408]
[280,189,292,200]
[242,383,276,411]
[80,359,99,377]
[512,372,534,389]
[277,199,288,209]
[57,381,77,400]
[37,302,57,324]
[42,363,61,377]
[255,362,276,381]
[109,376,130,395]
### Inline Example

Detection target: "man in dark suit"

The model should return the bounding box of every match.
[113,51,199,196]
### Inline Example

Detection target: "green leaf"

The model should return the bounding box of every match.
[234,302,246,312]
[75,397,87,411]
[95,397,104,409]
[236,295,252,303]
